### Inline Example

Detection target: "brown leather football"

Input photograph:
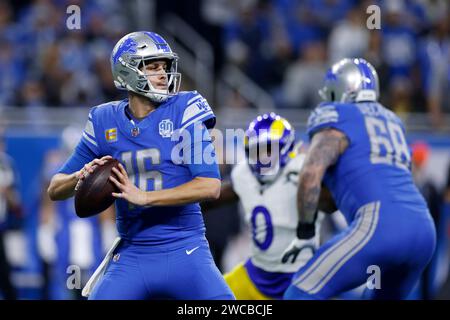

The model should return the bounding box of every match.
[75,158,120,218]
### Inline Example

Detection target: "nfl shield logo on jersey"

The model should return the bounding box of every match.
[159,119,174,138]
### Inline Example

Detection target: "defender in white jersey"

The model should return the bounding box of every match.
[203,113,331,299]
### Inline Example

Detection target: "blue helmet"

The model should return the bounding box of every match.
[244,113,295,183]
[319,58,379,103]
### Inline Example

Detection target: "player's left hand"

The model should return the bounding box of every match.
[109,163,148,206]
[281,237,317,264]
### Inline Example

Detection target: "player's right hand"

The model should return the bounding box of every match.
[75,155,112,190]
[281,237,317,265]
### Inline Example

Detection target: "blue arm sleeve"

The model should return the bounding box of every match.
[58,139,98,174]
[185,122,221,180]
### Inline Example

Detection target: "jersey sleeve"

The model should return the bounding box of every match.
[58,139,98,174]
[306,103,356,143]
[58,108,101,174]
[183,121,220,179]
[173,92,219,179]
[80,108,101,155]
[179,91,216,130]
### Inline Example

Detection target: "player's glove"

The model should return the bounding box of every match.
[281,217,321,264]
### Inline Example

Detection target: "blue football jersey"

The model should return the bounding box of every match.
[60,91,220,245]
[307,102,428,222]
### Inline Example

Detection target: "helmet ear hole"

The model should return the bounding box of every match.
[331,91,335,101]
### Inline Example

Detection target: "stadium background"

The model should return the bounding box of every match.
[0,0,449,299]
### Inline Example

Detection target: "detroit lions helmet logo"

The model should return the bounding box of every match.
[112,36,137,65]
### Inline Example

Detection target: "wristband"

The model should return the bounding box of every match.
[296,222,315,239]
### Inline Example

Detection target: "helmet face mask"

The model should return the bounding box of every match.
[319,58,379,103]
[135,58,181,102]
[244,113,295,184]
[111,31,182,103]
[245,141,282,183]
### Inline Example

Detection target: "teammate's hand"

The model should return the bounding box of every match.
[75,156,112,191]
[281,237,317,264]
[109,163,148,206]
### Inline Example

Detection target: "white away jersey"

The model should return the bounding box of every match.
[231,154,307,273]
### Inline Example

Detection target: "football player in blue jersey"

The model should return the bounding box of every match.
[47,31,234,300]
[282,58,437,300]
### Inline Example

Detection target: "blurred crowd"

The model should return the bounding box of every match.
[0,0,449,128]
[210,0,450,128]
[0,0,127,109]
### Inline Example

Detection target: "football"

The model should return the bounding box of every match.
[74,158,120,218]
